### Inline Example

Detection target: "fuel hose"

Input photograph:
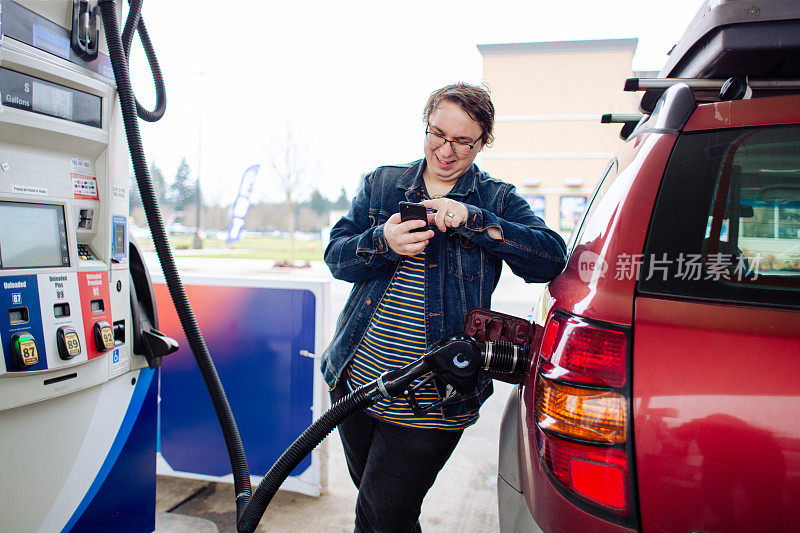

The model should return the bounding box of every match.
[120,0,166,121]
[96,0,254,525]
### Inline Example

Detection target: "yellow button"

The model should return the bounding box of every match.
[18,338,38,366]
[65,332,82,357]
[94,321,115,352]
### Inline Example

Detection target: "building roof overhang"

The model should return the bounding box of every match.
[477,38,638,56]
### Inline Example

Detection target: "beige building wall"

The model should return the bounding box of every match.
[478,39,641,234]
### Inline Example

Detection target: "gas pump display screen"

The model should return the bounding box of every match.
[0,68,101,128]
[0,201,69,269]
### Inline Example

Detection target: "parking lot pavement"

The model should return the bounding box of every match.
[151,254,542,532]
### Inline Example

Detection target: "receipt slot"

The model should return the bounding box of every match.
[0,2,168,531]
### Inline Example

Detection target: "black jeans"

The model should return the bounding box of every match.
[331,380,464,533]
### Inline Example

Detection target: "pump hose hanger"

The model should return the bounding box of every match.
[97,1,532,531]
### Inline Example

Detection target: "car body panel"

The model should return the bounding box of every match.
[685,94,800,132]
[547,132,676,328]
[498,388,545,533]
[516,132,678,533]
[633,297,800,532]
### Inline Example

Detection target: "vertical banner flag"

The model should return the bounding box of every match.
[226,164,260,245]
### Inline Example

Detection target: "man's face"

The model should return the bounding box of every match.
[423,100,483,188]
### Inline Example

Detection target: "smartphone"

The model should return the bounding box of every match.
[399,201,428,232]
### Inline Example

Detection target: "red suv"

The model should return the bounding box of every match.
[497,3,800,532]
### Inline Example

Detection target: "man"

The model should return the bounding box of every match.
[322,83,566,532]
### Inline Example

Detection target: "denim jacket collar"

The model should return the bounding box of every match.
[396,159,478,200]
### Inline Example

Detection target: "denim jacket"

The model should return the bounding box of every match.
[322,159,567,417]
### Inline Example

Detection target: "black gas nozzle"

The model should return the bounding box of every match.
[398,335,481,415]
[71,0,99,61]
[424,335,483,393]
[402,334,534,415]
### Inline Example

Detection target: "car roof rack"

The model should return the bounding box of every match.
[626,78,800,113]
[601,113,645,140]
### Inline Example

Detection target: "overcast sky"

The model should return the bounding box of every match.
[129,0,704,206]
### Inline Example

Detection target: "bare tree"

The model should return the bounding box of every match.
[267,122,316,263]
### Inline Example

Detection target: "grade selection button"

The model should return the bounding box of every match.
[93,320,114,352]
[11,332,39,369]
[57,326,82,360]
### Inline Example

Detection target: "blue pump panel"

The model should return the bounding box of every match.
[154,277,327,494]
[1,274,47,371]
[67,368,157,532]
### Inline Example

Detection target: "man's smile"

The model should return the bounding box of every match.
[435,154,455,167]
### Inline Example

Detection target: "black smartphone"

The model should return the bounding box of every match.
[399,201,428,232]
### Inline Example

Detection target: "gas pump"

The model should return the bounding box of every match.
[0,1,172,530]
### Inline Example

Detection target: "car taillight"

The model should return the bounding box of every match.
[533,310,635,524]
[539,314,627,387]
[535,376,626,443]
[538,432,629,511]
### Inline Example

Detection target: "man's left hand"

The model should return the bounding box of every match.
[421,198,468,232]
[421,199,502,239]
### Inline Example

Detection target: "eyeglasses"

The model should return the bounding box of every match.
[425,125,480,156]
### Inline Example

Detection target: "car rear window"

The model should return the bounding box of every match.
[639,124,800,309]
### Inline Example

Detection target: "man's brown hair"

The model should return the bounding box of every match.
[422,83,495,147]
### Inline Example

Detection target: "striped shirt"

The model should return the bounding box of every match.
[346,252,479,430]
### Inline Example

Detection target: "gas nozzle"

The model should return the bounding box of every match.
[402,335,532,415]
[71,0,99,61]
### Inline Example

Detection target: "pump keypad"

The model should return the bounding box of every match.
[77,244,95,260]
[11,332,39,369]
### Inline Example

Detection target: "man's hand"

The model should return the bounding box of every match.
[421,198,501,239]
[421,198,468,232]
[384,213,434,256]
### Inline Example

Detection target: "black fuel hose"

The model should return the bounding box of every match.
[237,384,382,531]
[118,0,166,122]
[120,0,141,53]
[236,338,529,529]
[97,0,253,523]
[238,357,431,531]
